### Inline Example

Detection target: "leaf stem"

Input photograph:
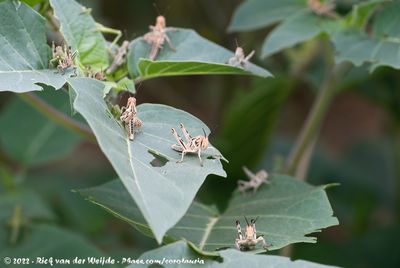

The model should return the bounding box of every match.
[96,23,122,48]
[395,124,400,222]
[285,61,351,176]
[17,93,95,141]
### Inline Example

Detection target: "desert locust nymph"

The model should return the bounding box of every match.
[238,166,270,193]
[143,15,177,60]
[228,46,255,70]
[171,123,209,166]
[235,217,271,251]
[120,97,142,141]
[50,42,77,76]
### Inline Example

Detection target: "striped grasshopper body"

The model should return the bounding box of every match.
[235,217,271,251]
[120,97,142,141]
[171,123,209,166]
[143,16,177,60]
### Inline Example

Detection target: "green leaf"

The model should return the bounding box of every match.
[127,28,271,80]
[332,30,400,70]
[343,0,389,29]
[49,0,109,69]
[79,175,338,252]
[0,225,115,268]
[68,77,227,243]
[103,77,135,97]
[332,1,400,70]
[0,0,68,92]
[371,1,400,38]
[134,241,341,268]
[0,91,81,166]
[228,0,306,32]
[262,11,339,57]
[20,0,46,7]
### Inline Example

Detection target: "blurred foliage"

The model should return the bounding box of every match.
[0,0,399,267]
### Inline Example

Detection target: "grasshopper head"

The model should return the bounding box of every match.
[201,128,209,150]
[156,15,166,28]
[235,47,244,58]
[127,97,137,108]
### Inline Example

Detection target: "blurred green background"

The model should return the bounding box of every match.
[0,1,399,267]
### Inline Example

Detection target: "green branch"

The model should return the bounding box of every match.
[285,61,352,176]
[18,93,95,141]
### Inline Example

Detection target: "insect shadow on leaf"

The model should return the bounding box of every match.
[148,150,169,167]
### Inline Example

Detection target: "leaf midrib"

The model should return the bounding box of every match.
[198,215,219,250]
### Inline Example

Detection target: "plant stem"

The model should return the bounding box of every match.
[18,93,95,141]
[280,62,350,258]
[395,123,400,222]
[285,61,351,176]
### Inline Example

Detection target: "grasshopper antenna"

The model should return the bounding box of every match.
[153,2,170,16]
[153,2,162,15]
[202,128,207,137]
[244,216,249,225]
[254,216,259,223]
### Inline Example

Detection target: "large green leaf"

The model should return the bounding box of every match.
[227,0,306,32]
[127,28,271,80]
[332,30,400,70]
[132,241,340,268]
[332,1,400,70]
[0,91,81,166]
[0,225,115,268]
[68,77,227,243]
[371,1,400,38]
[262,11,339,57]
[79,174,338,252]
[49,0,109,69]
[343,0,389,29]
[0,0,68,92]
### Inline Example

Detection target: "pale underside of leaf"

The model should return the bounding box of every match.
[128,28,271,79]
[135,241,341,268]
[79,175,338,253]
[68,77,226,243]
[0,70,68,92]
[227,0,306,32]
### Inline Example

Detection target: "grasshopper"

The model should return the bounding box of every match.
[50,42,77,76]
[228,46,255,70]
[106,40,130,74]
[171,123,209,166]
[235,217,271,251]
[85,66,106,81]
[308,0,337,17]
[120,97,142,141]
[143,15,176,60]
[238,166,270,193]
